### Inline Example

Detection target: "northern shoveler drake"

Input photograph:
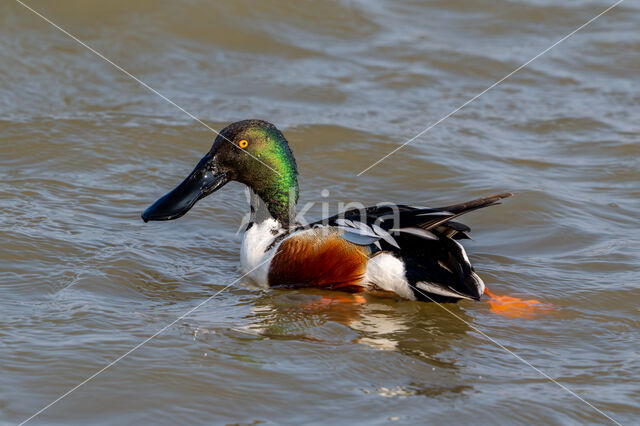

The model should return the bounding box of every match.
[142,120,512,302]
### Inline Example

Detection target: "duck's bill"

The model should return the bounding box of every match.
[141,157,228,222]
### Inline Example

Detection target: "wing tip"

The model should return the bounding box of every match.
[496,192,514,200]
[484,192,515,205]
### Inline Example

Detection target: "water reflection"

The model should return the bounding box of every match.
[237,287,474,368]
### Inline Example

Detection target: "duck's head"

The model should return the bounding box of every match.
[142,120,299,226]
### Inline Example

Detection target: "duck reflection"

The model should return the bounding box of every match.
[237,286,473,367]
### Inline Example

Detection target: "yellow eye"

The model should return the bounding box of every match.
[238,139,249,149]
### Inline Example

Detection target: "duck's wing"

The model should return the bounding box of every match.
[402,192,513,238]
[314,192,513,246]
[312,193,512,301]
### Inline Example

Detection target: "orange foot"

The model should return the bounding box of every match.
[484,288,552,319]
[310,293,367,309]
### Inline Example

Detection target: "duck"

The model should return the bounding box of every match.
[142,120,512,302]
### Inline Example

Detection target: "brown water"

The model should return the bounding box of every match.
[1,0,639,424]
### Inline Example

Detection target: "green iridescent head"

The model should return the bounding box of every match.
[141,120,299,226]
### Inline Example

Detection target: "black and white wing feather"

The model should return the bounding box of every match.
[313,193,513,301]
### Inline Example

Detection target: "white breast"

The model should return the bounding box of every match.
[240,218,284,287]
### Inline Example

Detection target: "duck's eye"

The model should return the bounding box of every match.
[238,139,249,149]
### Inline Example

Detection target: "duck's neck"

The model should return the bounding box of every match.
[248,186,297,228]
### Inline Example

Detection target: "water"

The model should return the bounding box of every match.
[1,0,639,424]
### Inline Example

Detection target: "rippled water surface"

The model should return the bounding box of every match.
[1,0,639,424]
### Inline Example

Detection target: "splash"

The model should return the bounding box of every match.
[484,288,552,319]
